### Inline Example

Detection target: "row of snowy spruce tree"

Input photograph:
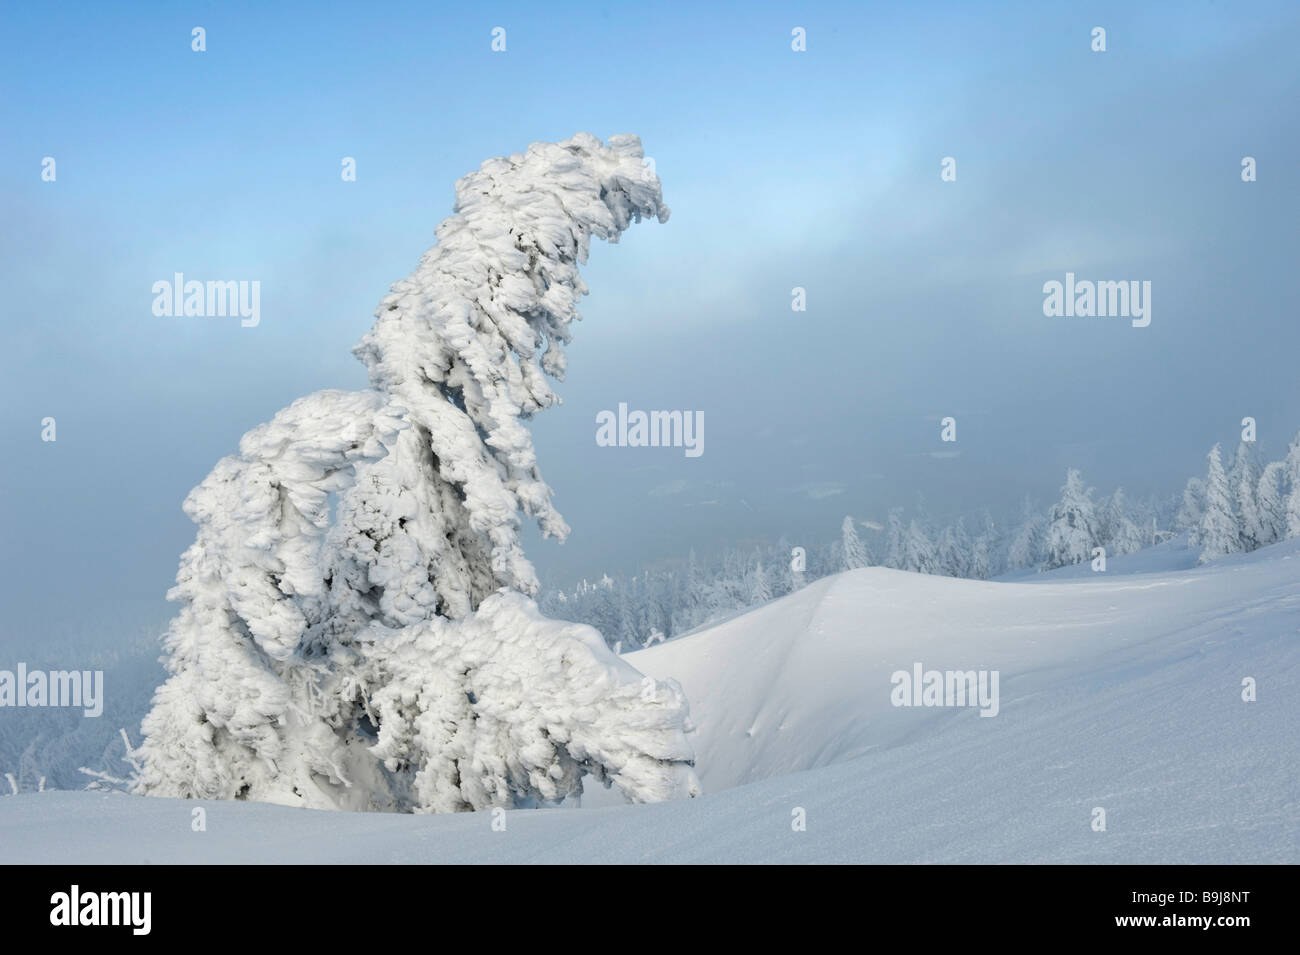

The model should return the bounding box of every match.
[541,431,1300,650]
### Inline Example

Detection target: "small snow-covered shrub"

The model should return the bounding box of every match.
[364,594,697,812]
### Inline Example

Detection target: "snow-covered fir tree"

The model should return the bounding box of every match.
[1284,432,1300,539]
[936,517,972,577]
[1007,498,1046,570]
[1099,488,1146,557]
[840,516,870,571]
[969,533,992,580]
[1043,469,1098,569]
[1255,460,1288,546]
[137,133,699,813]
[1227,442,1260,550]
[1175,476,1206,546]
[749,560,772,603]
[883,509,907,569]
[1198,444,1242,564]
[1236,461,1264,551]
[900,520,940,574]
[673,549,709,633]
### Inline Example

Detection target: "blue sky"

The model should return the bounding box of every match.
[2,0,1298,639]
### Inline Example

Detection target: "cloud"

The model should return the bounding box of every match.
[648,479,688,497]
[795,482,845,500]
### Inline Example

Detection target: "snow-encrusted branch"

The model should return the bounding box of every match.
[349,133,668,616]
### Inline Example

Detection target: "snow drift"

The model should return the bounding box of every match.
[4,537,1296,863]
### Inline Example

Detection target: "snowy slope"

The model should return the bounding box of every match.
[2,540,1297,863]
[628,537,1295,798]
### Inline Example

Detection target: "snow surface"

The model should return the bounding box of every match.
[996,531,1200,581]
[3,539,1296,863]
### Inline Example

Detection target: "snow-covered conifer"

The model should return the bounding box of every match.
[749,560,772,603]
[1256,461,1288,546]
[901,520,939,574]
[1175,476,1206,546]
[1284,433,1300,539]
[1099,488,1145,557]
[1228,443,1261,550]
[936,518,971,578]
[1043,469,1098,569]
[884,509,906,569]
[969,534,992,580]
[840,516,870,571]
[138,134,697,812]
[1198,444,1243,564]
[1007,500,1046,571]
